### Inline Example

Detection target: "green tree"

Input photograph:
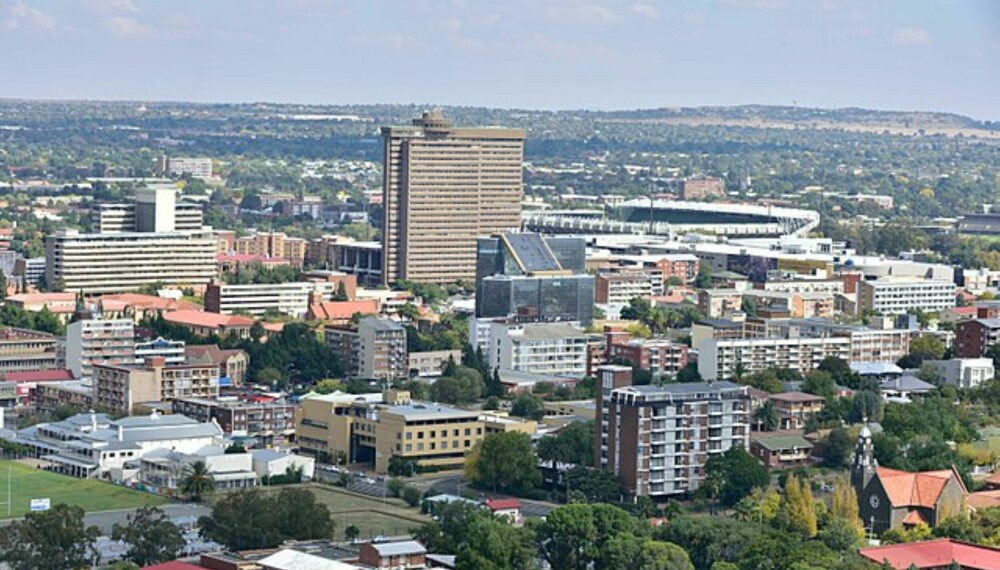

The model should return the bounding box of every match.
[179,460,215,502]
[111,506,184,567]
[604,536,695,570]
[564,467,622,503]
[455,512,537,570]
[344,524,360,542]
[801,370,836,400]
[199,488,333,550]
[0,269,7,301]
[401,485,422,507]
[753,400,780,431]
[0,503,99,570]
[468,432,541,494]
[511,393,546,421]
[702,447,769,506]
[814,427,853,468]
[537,503,636,570]
[820,516,862,552]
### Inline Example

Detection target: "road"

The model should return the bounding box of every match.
[84,502,211,533]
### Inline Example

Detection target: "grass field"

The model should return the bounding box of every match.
[0,460,166,518]
[251,484,429,540]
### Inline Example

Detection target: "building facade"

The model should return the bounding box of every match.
[0,328,58,375]
[858,279,956,315]
[204,280,340,318]
[94,357,220,414]
[697,336,852,381]
[381,111,525,285]
[65,317,136,378]
[325,317,407,381]
[487,321,589,378]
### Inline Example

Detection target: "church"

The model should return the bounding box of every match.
[852,425,968,534]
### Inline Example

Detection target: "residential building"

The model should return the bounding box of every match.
[768,392,825,430]
[0,369,75,406]
[228,231,308,265]
[599,371,751,499]
[745,317,916,364]
[698,289,744,318]
[751,435,814,468]
[359,541,428,570]
[172,397,296,442]
[408,349,462,377]
[166,157,213,178]
[595,272,660,305]
[858,279,956,315]
[204,280,343,318]
[32,379,95,411]
[759,279,845,295]
[881,375,937,401]
[381,111,525,285]
[487,321,589,378]
[698,336,851,381]
[0,327,59,374]
[13,256,45,286]
[476,232,594,325]
[65,316,136,378]
[614,253,700,284]
[134,336,185,366]
[955,318,1000,358]
[852,427,967,533]
[924,358,995,389]
[184,345,249,386]
[858,539,1000,570]
[94,357,220,414]
[45,229,217,294]
[307,299,381,324]
[9,411,224,479]
[325,317,407,381]
[163,310,256,339]
[607,337,689,379]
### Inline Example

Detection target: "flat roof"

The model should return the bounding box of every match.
[388,402,480,421]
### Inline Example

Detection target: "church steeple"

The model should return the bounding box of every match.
[70,290,91,323]
[851,424,877,494]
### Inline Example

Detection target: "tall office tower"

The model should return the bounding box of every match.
[97,186,204,234]
[381,111,525,285]
[475,232,594,325]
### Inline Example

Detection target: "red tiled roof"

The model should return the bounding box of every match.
[2,369,74,383]
[859,539,1000,570]
[163,310,255,329]
[769,391,826,403]
[309,299,380,321]
[969,490,1000,510]
[185,344,245,365]
[484,499,521,511]
[984,471,1000,486]
[876,467,963,509]
[101,293,202,312]
[902,510,928,526]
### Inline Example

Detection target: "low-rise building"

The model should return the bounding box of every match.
[698,336,851,381]
[698,289,744,318]
[172,397,295,442]
[163,310,256,339]
[607,337,689,379]
[94,357,220,414]
[595,271,661,304]
[858,539,1000,570]
[250,448,315,481]
[767,392,825,430]
[33,379,94,410]
[0,327,59,374]
[858,279,956,315]
[487,321,589,378]
[358,541,427,570]
[184,344,248,386]
[955,318,1000,358]
[751,434,814,468]
[924,358,995,389]
[407,350,462,378]
[204,280,345,318]
[140,445,257,492]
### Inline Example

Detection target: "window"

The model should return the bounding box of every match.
[405,444,412,452]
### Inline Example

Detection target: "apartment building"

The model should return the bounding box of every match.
[615,254,700,284]
[924,358,995,389]
[407,350,462,378]
[46,229,217,294]
[858,279,956,314]
[476,232,594,325]
[698,289,744,318]
[97,187,204,234]
[0,328,58,374]
[681,176,726,200]
[698,336,851,381]
[768,391,825,430]
[759,279,845,295]
[172,397,296,441]
[487,321,589,378]
[94,358,219,414]
[325,317,407,381]
[598,365,751,499]
[295,390,535,473]
[184,345,249,386]
[228,231,308,265]
[65,317,136,378]
[595,271,661,305]
[134,336,186,366]
[204,280,341,318]
[607,338,689,379]
[955,318,1000,358]
[381,111,525,285]
[741,317,916,364]
[166,157,213,178]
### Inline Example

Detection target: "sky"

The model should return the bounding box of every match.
[1,0,998,119]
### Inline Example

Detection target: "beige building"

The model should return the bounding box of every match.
[381,111,525,285]
[0,328,59,375]
[295,390,535,473]
[94,357,220,414]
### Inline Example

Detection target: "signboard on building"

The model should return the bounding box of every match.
[29,498,50,512]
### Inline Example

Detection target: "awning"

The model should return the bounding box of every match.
[42,454,98,469]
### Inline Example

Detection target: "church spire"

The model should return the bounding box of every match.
[851,423,877,495]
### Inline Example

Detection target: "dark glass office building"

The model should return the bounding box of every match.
[476,232,594,325]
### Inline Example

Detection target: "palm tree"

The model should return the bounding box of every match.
[537,437,563,469]
[754,400,780,432]
[179,461,215,502]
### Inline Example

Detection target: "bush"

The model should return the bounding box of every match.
[401,486,422,507]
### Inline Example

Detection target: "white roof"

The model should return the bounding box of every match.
[258,549,361,570]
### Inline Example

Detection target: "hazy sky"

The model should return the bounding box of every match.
[2,0,998,119]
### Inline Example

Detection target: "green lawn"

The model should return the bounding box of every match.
[0,460,166,518]
[249,484,429,539]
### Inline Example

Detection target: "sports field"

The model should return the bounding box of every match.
[0,460,166,518]
[254,484,429,539]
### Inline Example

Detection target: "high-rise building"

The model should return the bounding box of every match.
[597,365,750,500]
[97,186,204,234]
[325,317,407,381]
[381,111,525,285]
[476,232,594,325]
[65,315,136,378]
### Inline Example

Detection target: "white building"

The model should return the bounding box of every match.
[487,322,589,378]
[205,281,340,318]
[698,336,851,381]
[134,336,186,366]
[11,411,224,479]
[924,358,995,389]
[65,317,136,378]
[858,279,956,315]
[250,448,316,480]
[139,445,257,491]
[98,187,204,234]
[46,230,218,294]
[167,157,213,179]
